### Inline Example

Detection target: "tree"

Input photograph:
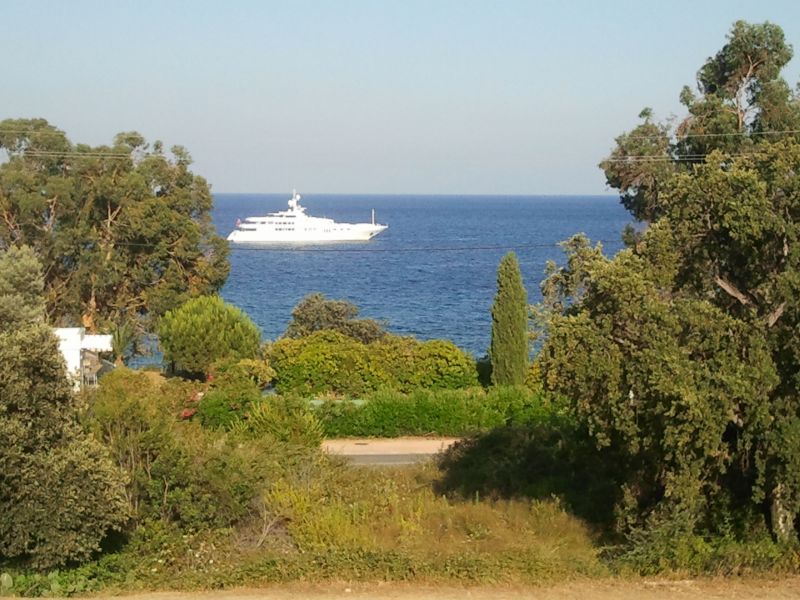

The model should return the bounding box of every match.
[600,21,800,225]
[158,295,262,377]
[284,292,386,343]
[545,20,800,542]
[490,252,529,385]
[0,244,44,329]
[0,119,229,335]
[0,247,128,569]
[538,232,777,538]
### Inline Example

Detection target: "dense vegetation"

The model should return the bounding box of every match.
[4,17,800,596]
[0,248,128,570]
[0,119,229,337]
[317,386,548,438]
[285,292,387,343]
[539,19,800,550]
[268,329,477,395]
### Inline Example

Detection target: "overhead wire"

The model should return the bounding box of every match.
[46,239,624,254]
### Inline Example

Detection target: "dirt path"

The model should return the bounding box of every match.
[109,578,800,600]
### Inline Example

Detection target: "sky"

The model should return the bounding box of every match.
[2,0,800,195]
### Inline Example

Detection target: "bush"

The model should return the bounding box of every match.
[268,331,477,396]
[0,247,128,570]
[316,386,548,438]
[285,292,386,343]
[436,414,623,527]
[158,295,261,377]
[88,369,321,532]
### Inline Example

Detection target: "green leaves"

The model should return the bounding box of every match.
[268,330,477,396]
[490,252,529,386]
[0,118,229,334]
[158,295,262,377]
[0,249,128,569]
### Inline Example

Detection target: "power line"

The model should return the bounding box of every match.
[34,239,623,254]
[4,127,800,144]
[603,152,763,163]
[620,128,800,141]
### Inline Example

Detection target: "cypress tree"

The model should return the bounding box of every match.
[490,252,529,385]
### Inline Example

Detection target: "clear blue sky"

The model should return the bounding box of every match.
[2,0,799,194]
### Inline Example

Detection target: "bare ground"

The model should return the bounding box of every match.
[106,578,800,600]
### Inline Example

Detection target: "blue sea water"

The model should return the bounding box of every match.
[212,194,631,356]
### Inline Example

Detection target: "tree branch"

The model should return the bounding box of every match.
[714,275,754,306]
[766,302,786,328]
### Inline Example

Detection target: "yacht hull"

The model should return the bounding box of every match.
[227,224,387,244]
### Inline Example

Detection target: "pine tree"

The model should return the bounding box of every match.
[158,295,262,376]
[490,252,529,385]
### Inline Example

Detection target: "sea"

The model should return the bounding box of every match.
[212,194,631,357]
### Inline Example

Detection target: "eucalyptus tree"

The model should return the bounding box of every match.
[0,119,229,334]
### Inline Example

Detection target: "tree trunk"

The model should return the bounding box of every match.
[771,483,796,542]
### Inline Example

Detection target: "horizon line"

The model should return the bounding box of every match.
[212,191,619,197]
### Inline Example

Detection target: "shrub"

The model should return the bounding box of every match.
[230,396,324,448]
[88,369,323,533]
[408,339,477,390]
[268,330,375,396]
[268,331,477,395]
[285,292,386,343]
[158,295,261,377]
[316,386,548,438]
[0,248,128,570]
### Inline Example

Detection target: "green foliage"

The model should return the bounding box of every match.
[0,245,44,329]
[268,330,477,395]
[538,237,778,536]
[158,295,262,376]
[437,419,622,527]
[110,320,136,366]
[209,357,276,389]
[316,386,548,438]
[230,396,324,448]
[590,19,800,544]
[285,292,387,343]
[0,119,229,333]
[197,386,261,430]
[490,252,529,385]
[88,368,321,532]
[0,249,127,570]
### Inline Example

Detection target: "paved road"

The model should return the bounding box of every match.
[322,437,460,466]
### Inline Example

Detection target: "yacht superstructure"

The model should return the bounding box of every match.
[227,191,388,244]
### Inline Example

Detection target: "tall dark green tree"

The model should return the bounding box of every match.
[0,246,128,569]
[490,252,528,386]
[0,119,229,334]
[542,20,800,543]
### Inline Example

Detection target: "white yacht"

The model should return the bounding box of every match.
[227,191,388,244]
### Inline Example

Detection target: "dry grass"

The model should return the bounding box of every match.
[250,460,603,579]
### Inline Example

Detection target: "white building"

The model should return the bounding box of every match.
[54,327,114,389]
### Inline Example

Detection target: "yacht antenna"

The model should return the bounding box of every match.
[372,208,375,225]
